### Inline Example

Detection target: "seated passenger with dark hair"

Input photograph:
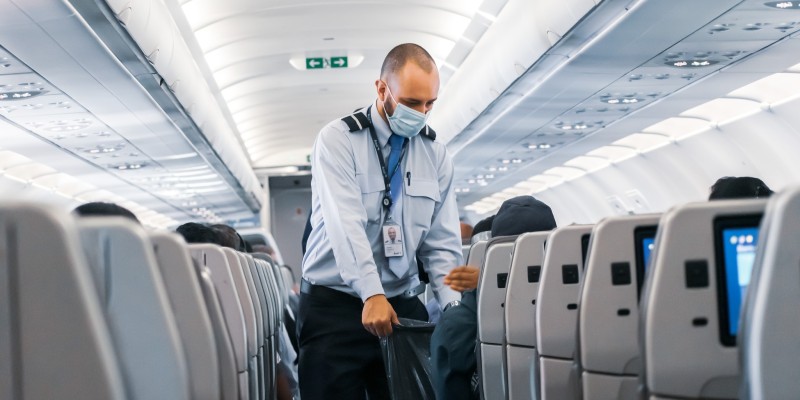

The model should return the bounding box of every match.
[709,176,773,200]
[175,222,220,244]
[73,202,139,223]
[211,224,243,251]
[431,196,557,400]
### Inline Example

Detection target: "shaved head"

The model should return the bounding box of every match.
[380,43,436,80]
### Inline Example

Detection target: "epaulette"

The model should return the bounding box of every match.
[420,125,436,141]
[341,110,371,132]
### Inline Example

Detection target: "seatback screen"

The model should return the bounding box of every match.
[634,226,658,300]
[714,215,762,346]
[642,237,655,272]
[581,234,591,269]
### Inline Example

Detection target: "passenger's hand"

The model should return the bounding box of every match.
[444,266,480,292]
[362,294,399,337]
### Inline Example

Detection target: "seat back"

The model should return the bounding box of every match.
[467,239,489,268]
[462,244,471,263]
[642,200,766,399]
[223,248,258,360]
[79,218,189,400]
[578,214,660,400]
[189,244,249,396]
[239,253,267,400]
[194,256,239,400]
[255,255,282,398]
[477,236,517,400]
[504,231,549,400]
[536,225,593,400]
[741,187,800,399]
[150,232,220,399]
[252,256,276,336]
[0,204,125,400]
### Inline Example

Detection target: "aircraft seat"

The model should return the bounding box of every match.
[253,254,283,400]
[78,217,190,400]
[150,232,220,399]
[222,248,260,400]
[477,235,517,400]
[578,214,660,400]
[740,187,800,399]
[535,225,593,400]
[641,200,766,399]
[194,255,239,400]
[0,204,125,399]
[504,231,550,400]
[238,253,267,400]
[190,244,250,399]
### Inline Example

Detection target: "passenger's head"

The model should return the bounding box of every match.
[176,222,219,244]
[460,222,474,241]
[211,224,242,251]
[376,43,439,118]
[252,243,277,258]
[491,196,557,237]
[73,202,139,224]
[709,176,773,200]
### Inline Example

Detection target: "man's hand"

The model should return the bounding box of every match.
[444,266,480,292]
[362,294,399,337]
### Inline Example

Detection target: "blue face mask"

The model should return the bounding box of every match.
[383,85,429,138]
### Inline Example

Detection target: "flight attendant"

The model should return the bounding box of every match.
[299,43,463,399]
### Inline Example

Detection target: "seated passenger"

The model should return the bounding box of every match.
[73,201,139,223]
[210,224,244,251]
[709,176,773,200]
[175,222,220,244]
[430,196,557,400]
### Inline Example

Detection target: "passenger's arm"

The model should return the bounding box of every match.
[417,145,464,308]
[444,266,480,292]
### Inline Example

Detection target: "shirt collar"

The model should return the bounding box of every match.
[371,100,393,148]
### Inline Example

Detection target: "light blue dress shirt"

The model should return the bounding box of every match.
[302,101,463,308]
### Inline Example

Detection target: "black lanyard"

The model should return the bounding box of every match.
[366,106,407,211]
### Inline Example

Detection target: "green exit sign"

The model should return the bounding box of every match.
[306,57,324,69]
[330,56,348,68]
[304,56,348,70]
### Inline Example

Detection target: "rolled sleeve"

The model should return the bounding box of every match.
[312,124,384,301]
[417,144,463,308]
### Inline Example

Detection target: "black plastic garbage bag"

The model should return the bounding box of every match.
[380,318,436,400]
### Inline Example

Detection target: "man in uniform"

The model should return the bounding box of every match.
[298,43,463,399]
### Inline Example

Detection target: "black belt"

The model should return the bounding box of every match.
[300,279,426,301]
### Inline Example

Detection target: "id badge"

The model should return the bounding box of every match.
[382,222,404,258]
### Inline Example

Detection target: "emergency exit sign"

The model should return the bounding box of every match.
[330,56,348,68]
[305,56,348,70]
[306,57,324,69]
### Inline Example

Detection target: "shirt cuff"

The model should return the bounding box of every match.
[435,286,462,310]
[352,272,385,302]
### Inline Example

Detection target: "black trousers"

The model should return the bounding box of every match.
[297,284,428,400]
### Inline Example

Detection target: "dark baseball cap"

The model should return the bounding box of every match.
[491,196,557,237]
[709,176,773,200]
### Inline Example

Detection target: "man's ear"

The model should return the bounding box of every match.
[375,79,386,101]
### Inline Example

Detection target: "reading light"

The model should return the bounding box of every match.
[764,1,800,9]
[604,97,643,104]
[667,59,719,68]
[0,90,47,101]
